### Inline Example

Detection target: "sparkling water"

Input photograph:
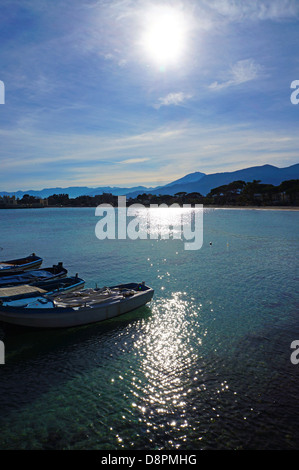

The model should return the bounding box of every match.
[0,207,298,449]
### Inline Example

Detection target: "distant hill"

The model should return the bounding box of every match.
[0,185,153,199]
[162,171,206,188]
[126,164,299,197]
[194,164,299,196]
[1,164,298,199]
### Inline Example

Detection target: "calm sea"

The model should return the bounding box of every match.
[0,207,298,450]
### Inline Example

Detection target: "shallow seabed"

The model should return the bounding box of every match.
[0,207,298,450]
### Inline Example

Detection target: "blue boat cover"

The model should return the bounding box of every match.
[0,269,57,287]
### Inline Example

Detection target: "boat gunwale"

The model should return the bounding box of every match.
[0,284,154,315]
[0,276,85,301]
[0,253,43,271]
[0,265,68,285]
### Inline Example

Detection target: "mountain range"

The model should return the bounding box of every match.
[126,164,299,198]
[1,164,298,199]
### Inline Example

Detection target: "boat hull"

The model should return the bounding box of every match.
[0,263,67,286]
[0,284,154,328]
[0,276,85,302]
[0,253,42,273]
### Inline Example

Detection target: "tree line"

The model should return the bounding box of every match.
[1,179,298,208]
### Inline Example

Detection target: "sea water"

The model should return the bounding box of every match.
[0,207,298,450]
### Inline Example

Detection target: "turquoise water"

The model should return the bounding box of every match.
[0,207,298,450]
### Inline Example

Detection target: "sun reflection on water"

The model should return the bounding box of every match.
[130,292,202,447]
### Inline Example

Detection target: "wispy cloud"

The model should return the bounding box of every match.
[1,120,298,190]
[0,0,298,191]
[209,59,263,90]
[118,157,149,164]
[204,0,299,22]
[154,92,193,109]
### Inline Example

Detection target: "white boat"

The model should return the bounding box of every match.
[0,282,154,328]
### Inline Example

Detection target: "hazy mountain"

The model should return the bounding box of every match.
[191,164,299,196]
[126,164,299,197]
[0,185,153,199]
[1,164,298,199]
[162,171,206,188]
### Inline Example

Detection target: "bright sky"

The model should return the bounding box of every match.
[0,0,299,191]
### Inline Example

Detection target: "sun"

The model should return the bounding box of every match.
[140,5,187,67]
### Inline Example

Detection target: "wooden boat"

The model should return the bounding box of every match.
[0,275,85,302]
[0,253,42,272]
[0,263,67,287]
[0,282,154,328]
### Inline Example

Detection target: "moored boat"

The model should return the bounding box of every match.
[0,253,42,272]
[0,263,67,287]
[0,275,85,302]
[0,282,154,328]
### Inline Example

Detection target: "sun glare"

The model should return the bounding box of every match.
[141,6,187,67]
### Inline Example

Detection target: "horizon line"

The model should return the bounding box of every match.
[0,162,298,194]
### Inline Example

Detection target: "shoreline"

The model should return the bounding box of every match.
[0,205,298,211]
[203,205,299,211]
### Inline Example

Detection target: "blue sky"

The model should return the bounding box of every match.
[0,0,299,191]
